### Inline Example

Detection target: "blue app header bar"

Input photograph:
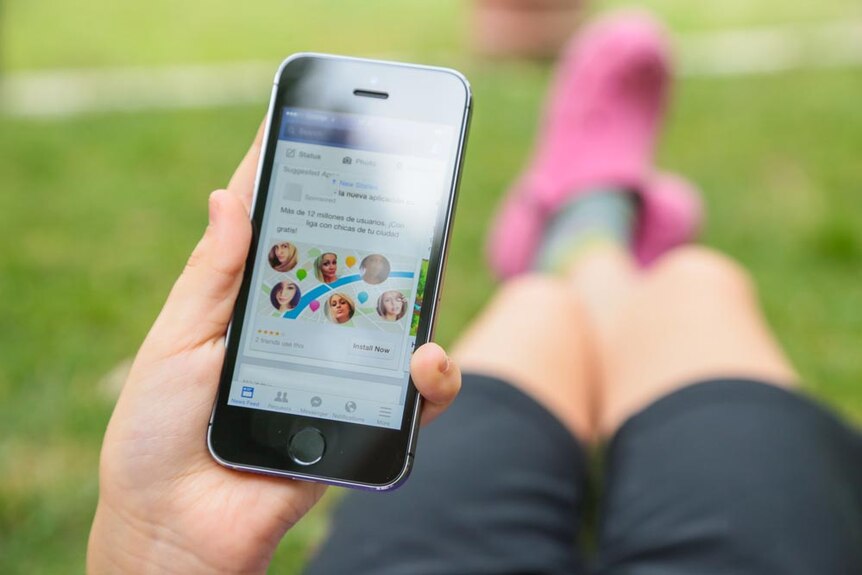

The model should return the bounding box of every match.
[279,108,452,159]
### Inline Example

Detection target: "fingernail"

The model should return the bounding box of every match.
[208,191,221,228]
[438,354,450,374]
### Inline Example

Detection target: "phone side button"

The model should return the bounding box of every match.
[287,427,326,466]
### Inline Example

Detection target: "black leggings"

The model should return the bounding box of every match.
[304,375,862,574]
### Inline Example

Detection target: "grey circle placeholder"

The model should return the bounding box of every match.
[288,427,326,466]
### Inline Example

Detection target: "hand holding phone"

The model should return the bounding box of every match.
[87,116,463,572]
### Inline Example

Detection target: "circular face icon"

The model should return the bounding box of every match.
[324,292,356,324]
[360,254,391,285]
[268,241,299,272]
[270,280,301,313]
[377,290,408,321]
[314,252,339,284]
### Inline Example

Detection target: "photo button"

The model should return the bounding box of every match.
[288,427,326,466]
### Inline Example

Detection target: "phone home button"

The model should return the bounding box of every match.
[288,427,326,466]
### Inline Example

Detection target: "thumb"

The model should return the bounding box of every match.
[412,343,461,426]
[145,189,251,357]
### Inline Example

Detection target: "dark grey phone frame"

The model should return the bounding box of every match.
[207,53,471,490]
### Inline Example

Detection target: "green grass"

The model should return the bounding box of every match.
[2,0,466,71]
[607,0,862,30]
[2,0,862,573]
[5,0,861,71]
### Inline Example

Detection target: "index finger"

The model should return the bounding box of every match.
[226,119,267,211]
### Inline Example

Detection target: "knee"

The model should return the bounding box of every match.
[500,273,574,301]
[648,246,756,301]
[496,274,586,320]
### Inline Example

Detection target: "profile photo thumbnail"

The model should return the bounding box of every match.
[360,254,391,285]
[325,292,356,325]
[268,241,298,272]
[314,252,339,284]
[377,290,408,321]
[270,280,301,314]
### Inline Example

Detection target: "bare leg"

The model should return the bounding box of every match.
[562,242,797,434]
[469,242,796,440]
[593,246,798,434]
[453,274,598,443]
[561,241,638,350]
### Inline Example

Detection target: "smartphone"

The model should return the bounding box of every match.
[207,54,471,490]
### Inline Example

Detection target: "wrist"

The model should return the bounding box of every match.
[87,499,269,575]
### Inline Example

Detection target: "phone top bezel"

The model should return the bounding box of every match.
[208,53,471,490]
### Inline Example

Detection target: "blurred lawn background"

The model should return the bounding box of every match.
[1,0,861,572]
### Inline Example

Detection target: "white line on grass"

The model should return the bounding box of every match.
[2,21,861,118]
[0,61,276,117]
[676,21,862,76]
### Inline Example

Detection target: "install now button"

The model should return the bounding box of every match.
[349,339,396,361]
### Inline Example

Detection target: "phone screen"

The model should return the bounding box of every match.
[226,107,457,430]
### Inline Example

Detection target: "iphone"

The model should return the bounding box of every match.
[208,54,471,490]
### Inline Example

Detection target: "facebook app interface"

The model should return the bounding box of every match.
[227,108,456,430]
